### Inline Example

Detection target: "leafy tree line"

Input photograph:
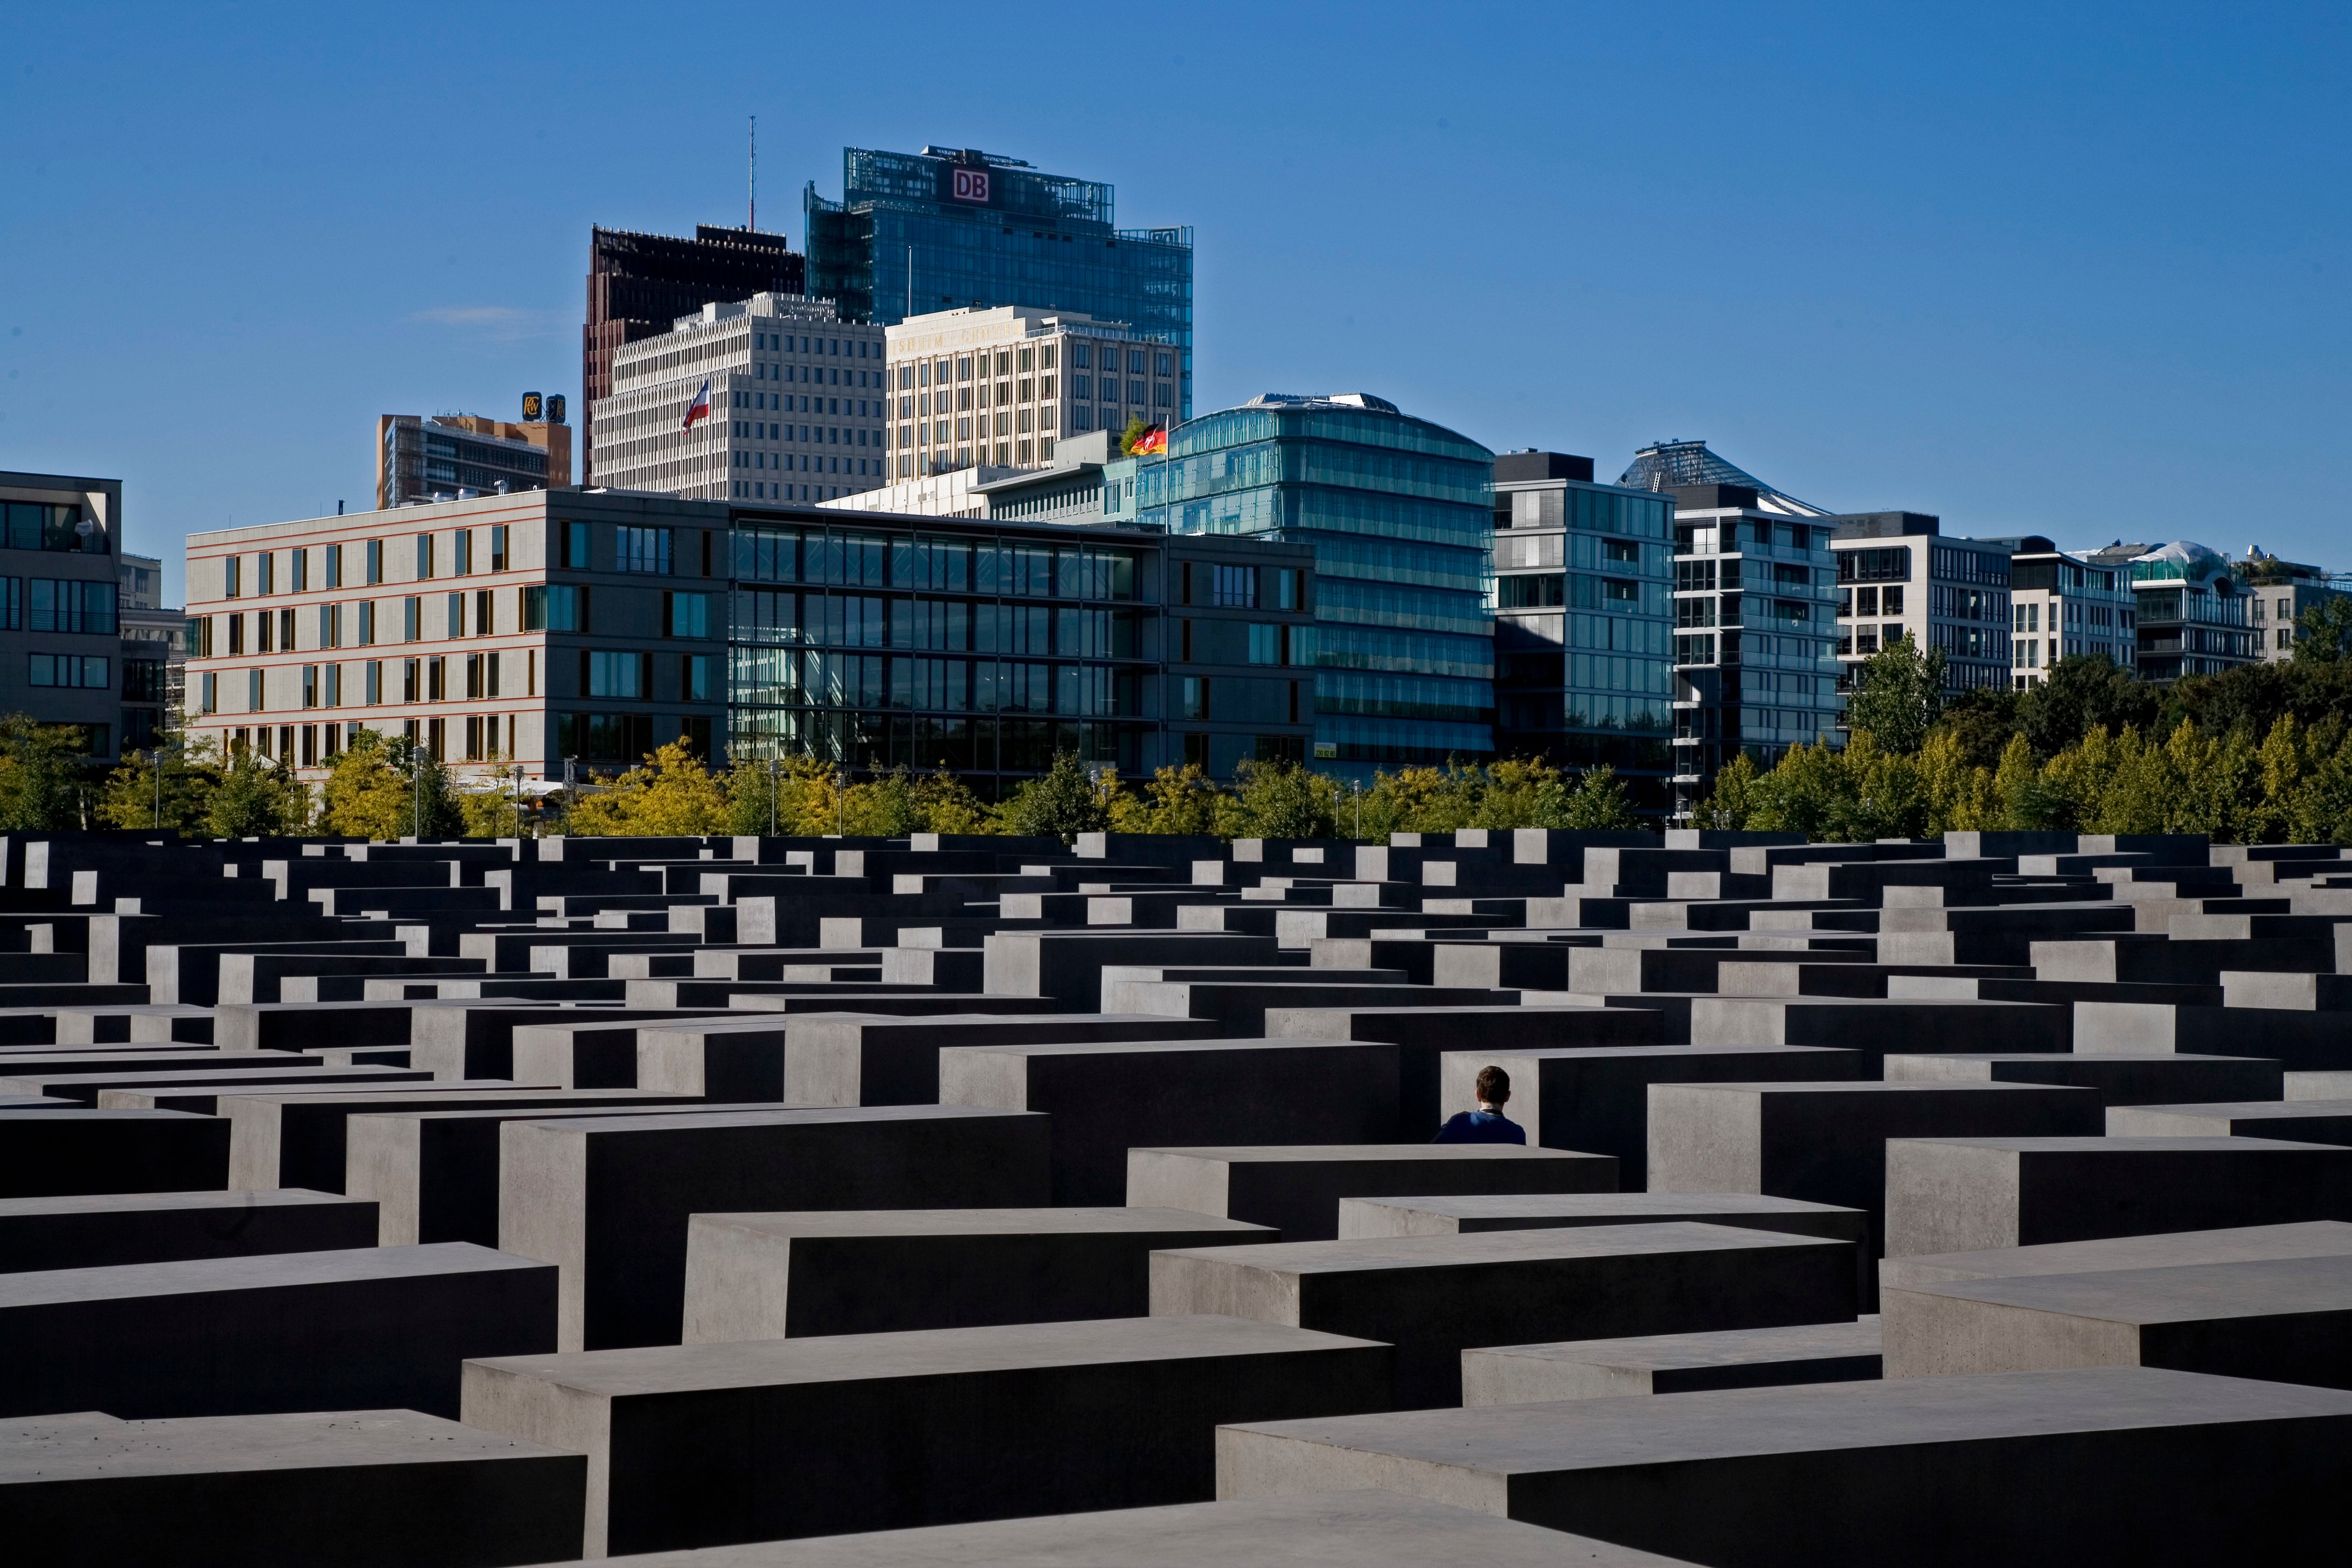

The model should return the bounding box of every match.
[1702,599,2352,843]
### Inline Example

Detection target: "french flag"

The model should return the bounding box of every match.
[681,378,713,431]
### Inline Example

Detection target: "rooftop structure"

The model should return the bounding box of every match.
[2078,541,2256,680]
[1620,439,1831,519]
[376,411,571,510]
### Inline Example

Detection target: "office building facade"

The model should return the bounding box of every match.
[885,306,1177,478]
[377,412,571,509]
[2232,549,2347,663]
[591,294,889,506]
[184,490,732,775]
[2004,540,2136,686]
[0,470,125,761]
[1664,484,1843,816]
[804,147,1192,417]
[584,225,806,484]
[117,550,180,749]
[1830,512,2013,693]
[1126,393,1495,779]
[2078,541,2254,681]
[1489,451,1675,811]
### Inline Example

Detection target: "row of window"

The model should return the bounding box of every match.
[3,502,102,555]
[2015,602,2132,632]
[226,715,531,768]
[732,527,1138,599]
[736,590,1137,657]
[195,649,718,711]
[222,527,511,598]
[191,586,719,653]
[732,649,1137,717]
[0,579,116,634]
[29,653,109,688]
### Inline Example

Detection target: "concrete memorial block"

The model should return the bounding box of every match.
[1153,1222,1856,1408]
[508,1489,1698,1568]
[1882,1255,2352,1385]
[0,1242,555,1419]
[1462,1317,1882,1404]
[776,1012,1223,1107]
[984,930,1282,1011]
[411,1004,725,1080]
[2034,934,2334,988]
[212,999,422,1053]
[348,1097,738,1247]
[1125,979,1517,1038]
[0,1409,587,1568]
[463,1314,1393,1557]
[2107,1097,2352,1144]
[3,1062,431,1108]
[940,1039,1401,1203]
[1648,1082,2102,1256]
[1268,1005,1666,1139]
[681,1207,1275,1340]
[1882,1051,2284,1105]
[2072,1000,2352,1069]
[223,1083,569,1191]
[1688,997,2070,1069]
[1878,1220,2352,1293]
[0,1188,377,1272]
[1882,1136,2352,1257]
[0,1108,229,1198]
[1439,1045,1861,1189]
[1215,1367,2352,1565]
[2222,970,2352,1011]
[500,1105,1052,1350]
[1130,1144,1616,1243]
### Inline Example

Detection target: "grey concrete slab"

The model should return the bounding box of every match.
[775,1011,1224,1107]
[1883,1255,2352,1387]
[0,1408,586,1568]
[1878,1220,2352,1292]
[0,1108,229,1198]
[347,1095,729,1246]
[1123,980,1517,1039]
[1153,1222,1856,1408]
[2107,1097,2352,1143]
[1218,1367,2352,1564]
[1267,1005,1666,1139]
[1882,1051,2284,1105]
[463,1314,1394,1557]
[2,1062,431,1109]
[0,1242,555,1418]
[2072,999,2352,1069]
[2222,970,2352,1011]
[940,1038,1401,1204]
[223,1083,568,1192]
[682,1207,1276,1340]
[2287,1069,2352,1098]
[1884,1135,2352,1256]
[509,1489,1697,1568]
[1130,1144,1616,1243]
[500,1104,1052,1350]
[1439,1045,1862,1189]
[1462,1316,1881,1403]
[0,1187,377,1272]
[1649,1082,2102,1257]
[1688,997,2070,1069]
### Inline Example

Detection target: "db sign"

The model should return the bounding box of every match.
[951,167,991,204]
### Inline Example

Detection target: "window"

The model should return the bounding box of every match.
[465,653,484,699]
[404,597,421,641]
[1247,624,1294,666]
[684,653,713,702]
[617,526,672,574]
[444,592,462,639]
[1180,619,1193,662]
[402,659,419,702]
[1212,564,1258,607]
[365,661,381,704]
[291,551,309,592]
[3,501,98,553]
[223,557,241,598]
[427,656,446,701]
[302,665,318,708]
[453,530,473,576]
[1072,344,1091,369]
[490,525,509,571]
[365,539,382,584]
[30,579,115,634]
[560,521,590,569]
[1181,676,1208,720]
[665,590,712,638]
[1156,353,1173,376]
[248,668,264,712]
[325,664,341,707]
[584,649,643,698]
[258,553,275,595]
[199,671,217,714]
[416,534,435,579]
[475,589,494,636]
[1275,569,1300,611]
[27,654,108,688]
[523,584,582,632]
[1881,586,1905,615]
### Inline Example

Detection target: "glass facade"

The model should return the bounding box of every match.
[806,148,1192,419]
[1490,479,1675,811]
[1671,510,1844,818]
[727,513,1152,789]
[1131,395,1494,777]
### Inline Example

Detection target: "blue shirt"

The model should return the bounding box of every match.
[1433,1107,1526,1145]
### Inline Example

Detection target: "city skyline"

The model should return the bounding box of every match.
[4,3,2348,607]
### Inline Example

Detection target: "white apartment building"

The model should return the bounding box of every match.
[885,306,1179,480]
[2005,540,2135,687]
[591,293,890,506]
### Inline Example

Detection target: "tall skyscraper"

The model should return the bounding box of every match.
[804,147,1192,419]
[584,226,806,482]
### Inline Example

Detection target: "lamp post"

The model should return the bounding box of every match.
[767,756,779,837]
[834,768,846,837]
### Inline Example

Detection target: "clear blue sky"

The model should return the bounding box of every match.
[4,2,2346,605]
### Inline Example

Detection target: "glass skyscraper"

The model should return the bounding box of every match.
[1130,394,1496,779]
[805,147,1192,419]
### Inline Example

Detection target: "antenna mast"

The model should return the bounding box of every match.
[748,116,757,231]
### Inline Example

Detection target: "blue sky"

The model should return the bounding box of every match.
[3,2,2346,605]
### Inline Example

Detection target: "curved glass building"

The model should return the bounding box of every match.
[1132,394,1495,778]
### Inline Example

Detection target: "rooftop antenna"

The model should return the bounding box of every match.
[748,116,756,231]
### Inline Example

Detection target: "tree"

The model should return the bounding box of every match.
[0,716,96,830]
[995,752,1114,843]
[1843,635,1946,754]
[2021,654,2160,761]
[457,777,528,838]
[1132,763,1220,836]
[98,734,221,832]
[318,730,460,840]
[206,750,309,837]
[1231,758,1337,838]
[1938,685,2023,773]
[1695,751,1760,831]
[1556,765,1640,830]
[569,741,730,835]
[2293,597,2352,664]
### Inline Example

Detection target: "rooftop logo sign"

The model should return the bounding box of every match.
[950,167,991,205]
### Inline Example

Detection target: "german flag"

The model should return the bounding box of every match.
[1131,424,1167,455]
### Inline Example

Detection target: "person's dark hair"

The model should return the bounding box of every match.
[1475,1065,1511,1105]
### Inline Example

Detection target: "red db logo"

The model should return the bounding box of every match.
[952,168,990,204]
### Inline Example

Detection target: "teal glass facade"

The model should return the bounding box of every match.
[806,148,1192,417]
[1132,395,1496,775]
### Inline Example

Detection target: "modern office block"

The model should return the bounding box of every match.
[0,469,125,762]
[377,411,571,510]
[1829,510,2013,696]
[2000,537,2135,686]
[884,305,1169,478]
